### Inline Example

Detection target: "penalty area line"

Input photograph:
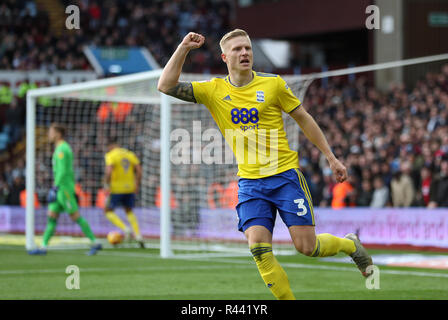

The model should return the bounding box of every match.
[196,257,448,279]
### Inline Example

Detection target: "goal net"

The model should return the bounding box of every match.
[25,53,448,256]
[24,69,298,256]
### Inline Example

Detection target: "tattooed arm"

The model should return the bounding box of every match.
[157,32,205,103]
[164,82,196,103]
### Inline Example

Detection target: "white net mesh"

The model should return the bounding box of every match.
[30,54,448,254]
[30,73,299,254]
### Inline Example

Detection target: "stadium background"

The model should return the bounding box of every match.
[1,0,448,300]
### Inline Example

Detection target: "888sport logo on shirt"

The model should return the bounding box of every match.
[231,107,259,131]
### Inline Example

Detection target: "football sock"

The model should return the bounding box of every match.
[105,210,128,231]
[42,217,58,247]
[250,243,295,300]
[76,217,96,242]
[126,211,141,237]
[311,233,356,257]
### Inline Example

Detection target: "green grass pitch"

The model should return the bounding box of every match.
[1,245,448,300]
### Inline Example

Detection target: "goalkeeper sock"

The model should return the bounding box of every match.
[126,211,141,237]
[105,210,128,231]
[250,243,295,300]
[311,233,356,257]
[76,217,96,243]
[42,217,58,247]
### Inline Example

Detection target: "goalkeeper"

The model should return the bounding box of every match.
[28,123,101,256]
[103,137,144,248]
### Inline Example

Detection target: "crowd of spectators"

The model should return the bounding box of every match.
[2,65,448,209]
[0,0,233,73]
[299,64,448,209]
[1,1,448,210]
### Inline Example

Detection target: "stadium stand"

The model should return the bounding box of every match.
[1,0,447,210]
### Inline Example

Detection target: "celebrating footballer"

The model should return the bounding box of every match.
[157,30,373,300]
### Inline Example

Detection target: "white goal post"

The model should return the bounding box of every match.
[25,53,448,257]
[25,69,181,256]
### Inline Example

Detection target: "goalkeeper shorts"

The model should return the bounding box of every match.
[236,168,315,233]
[48,188,79,214]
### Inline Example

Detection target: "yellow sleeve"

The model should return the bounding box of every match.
[130,152,140,165]
[191,79,215,105]
[277,76,301,113]
[105,152,114,166]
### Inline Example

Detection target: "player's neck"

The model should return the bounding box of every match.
[55,139,64,146]
[228,70,253,87]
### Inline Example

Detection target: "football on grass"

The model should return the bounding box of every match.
[107,231,123,245]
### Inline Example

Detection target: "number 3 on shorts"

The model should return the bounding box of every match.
[294,198,307,216]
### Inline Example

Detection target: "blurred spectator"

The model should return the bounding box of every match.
[19,189,41,208]
[370,176,389,208]
[3,162,13,185]
[0,177,9,205]
[0,84,13,105]
[308,171,325,206]
[356,179,373,207]
[5,97,25,144]
[320,167,335,207]
[390,161,415,207]
[331,174,355,209]
[11,158,25,181]
[428,157,448,208]
[0,0,233,73]
[7,176,24,205]
[415,165,432,207]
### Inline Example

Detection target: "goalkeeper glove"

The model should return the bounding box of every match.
[47,186,59,203]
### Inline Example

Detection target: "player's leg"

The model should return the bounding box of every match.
[69,211,102,255]
[238,199,295,300]
[122,193,143,243]
[104,194,130,234]
[42,210,59,249]
[28,200,61,255]
[63,190,101,254]
[69,211,96,243]
[280,169,372,276]
[124,205,144,248]
[289,225,355,257]
[288,225,372,276]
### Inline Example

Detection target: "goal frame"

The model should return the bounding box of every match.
[25,69,175,257]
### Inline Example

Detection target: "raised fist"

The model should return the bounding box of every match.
[180,32,205,50]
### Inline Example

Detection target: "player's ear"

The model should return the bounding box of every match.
[221,52,227,63]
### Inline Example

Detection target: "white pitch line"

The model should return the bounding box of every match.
[218,258,448,279]
[5,249,448,279]
[99,250,250,260]
[0,264,253,275]
[99,251,448,279]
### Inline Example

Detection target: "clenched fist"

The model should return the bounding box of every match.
[180,32,205,50]
[329,158,348,183]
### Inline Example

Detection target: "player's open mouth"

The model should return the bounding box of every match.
[240,59,250,65]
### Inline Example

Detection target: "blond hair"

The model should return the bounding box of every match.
[219,29,251,53]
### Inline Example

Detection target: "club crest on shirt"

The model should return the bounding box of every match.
[256,91,265,102]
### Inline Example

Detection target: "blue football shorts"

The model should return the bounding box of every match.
[106,193,135,210]
[236,168,315,233]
